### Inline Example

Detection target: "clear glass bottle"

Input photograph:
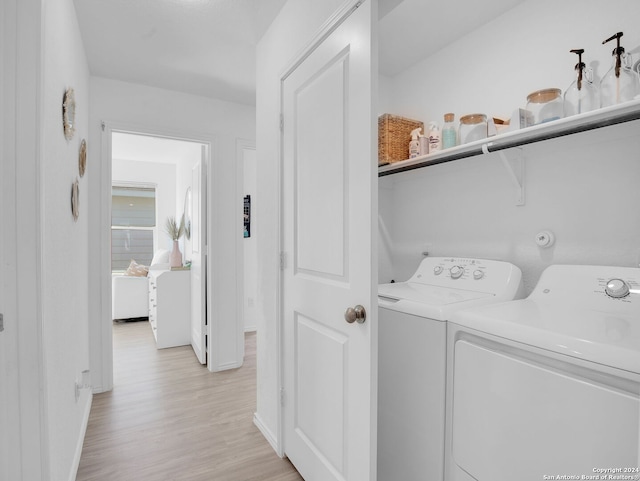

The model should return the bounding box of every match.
[442,113,457,149]
[526,88,563,126]
[600,32,640,107]
[458,114,487,144]
[563,49,599,117]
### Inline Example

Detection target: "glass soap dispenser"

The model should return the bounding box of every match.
[563,49,599,116]
[600,31,640,107]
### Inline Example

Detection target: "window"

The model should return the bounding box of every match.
[111,185,156,272]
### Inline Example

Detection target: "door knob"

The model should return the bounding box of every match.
[344,305,366,324]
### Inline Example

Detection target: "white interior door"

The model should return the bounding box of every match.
[1,7,18,474]
[282,2,377,480]
[190,148,207,364]
[0,82,10,481]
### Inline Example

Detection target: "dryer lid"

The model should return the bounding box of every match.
[450,299,640,374]
[451,264,640,373]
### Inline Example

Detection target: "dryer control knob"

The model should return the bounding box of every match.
[434,266,443,275]
[450,266,464,279]
[605,278,630,298]
[473,270,484,280]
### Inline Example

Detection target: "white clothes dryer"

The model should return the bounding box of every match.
[377,257,523,481]
[444,264,640,481]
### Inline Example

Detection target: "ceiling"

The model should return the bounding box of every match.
[74,0,288,105]
[112,132,203,165]
[74,0,526,105]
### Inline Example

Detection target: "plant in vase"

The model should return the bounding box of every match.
[165,215,185,268]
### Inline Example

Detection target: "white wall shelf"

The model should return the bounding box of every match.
[378,100,640,178]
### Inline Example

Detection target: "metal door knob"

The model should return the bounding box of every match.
[344,305,366,324]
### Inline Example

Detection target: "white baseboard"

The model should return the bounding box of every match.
[211,360,243,372]
[91,385,107,394]
[69,391,93,481]
[253,412,281,457]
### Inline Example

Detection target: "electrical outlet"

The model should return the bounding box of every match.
[75,370,91,402]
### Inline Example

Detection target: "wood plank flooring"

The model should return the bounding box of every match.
[76,321,303,481]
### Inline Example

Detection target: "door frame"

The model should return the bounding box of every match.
[276,0,372,458]
[98,121,217,387]
[236,138,256,338]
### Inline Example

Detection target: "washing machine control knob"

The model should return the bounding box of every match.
[473,270,484,280]
[434,266,443,275]
[450,266,464,279]
[605,278,630,298]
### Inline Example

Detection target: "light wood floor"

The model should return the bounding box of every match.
[77,320,303,481]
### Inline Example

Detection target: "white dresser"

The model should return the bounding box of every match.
[148,269,191,349]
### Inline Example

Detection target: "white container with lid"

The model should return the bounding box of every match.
[526,88,563,126]
[458,114,487,144]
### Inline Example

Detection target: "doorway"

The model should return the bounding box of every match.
[101,125,212,389]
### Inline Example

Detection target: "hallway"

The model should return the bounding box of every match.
[77,321,302,480]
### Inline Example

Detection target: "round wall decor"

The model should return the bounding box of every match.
[71,178,79,222]
[62,88,76,140]
[79,139,87,177]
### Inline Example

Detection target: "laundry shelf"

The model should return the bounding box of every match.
[378,99,640,177]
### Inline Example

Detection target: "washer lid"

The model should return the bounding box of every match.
[379,282,490,304]
[450,299,640,374]
[378,282,494,320]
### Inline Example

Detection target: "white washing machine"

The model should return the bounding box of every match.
[444,264,640,481]
[377,257,523,481]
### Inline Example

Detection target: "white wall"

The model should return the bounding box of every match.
[385,0,640,125]
[41,0,92,479]
[381,123,640,292]
[243,147,258,332]
[112,158,177,255]
[255,0,346,453]
[380,0,640,294]
[88,77,256,390]
[2,0,49,478]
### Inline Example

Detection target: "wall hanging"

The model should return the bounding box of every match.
[78,139,87,177]
[62,88,76,140]
[244,195,251,238]
[71,178,79,222]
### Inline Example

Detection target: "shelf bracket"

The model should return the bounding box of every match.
[483,144,525,206]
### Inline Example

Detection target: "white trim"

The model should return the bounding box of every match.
[67,393,92,481]
[278,0,363,82]
[96,121,114,393]
[236,138,255,354]
[276,0,365,459]
[98,121,216,390]
[253,412,281,456]
[215,360,244,371]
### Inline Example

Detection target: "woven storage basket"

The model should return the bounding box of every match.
[378,114,424,165]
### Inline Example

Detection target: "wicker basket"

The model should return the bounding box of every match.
[378,114,424,165]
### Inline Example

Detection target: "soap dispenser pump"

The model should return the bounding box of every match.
[563,49,599,116]
[600,32,640,107]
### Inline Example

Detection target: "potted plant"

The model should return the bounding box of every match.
[165,215,185,268]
